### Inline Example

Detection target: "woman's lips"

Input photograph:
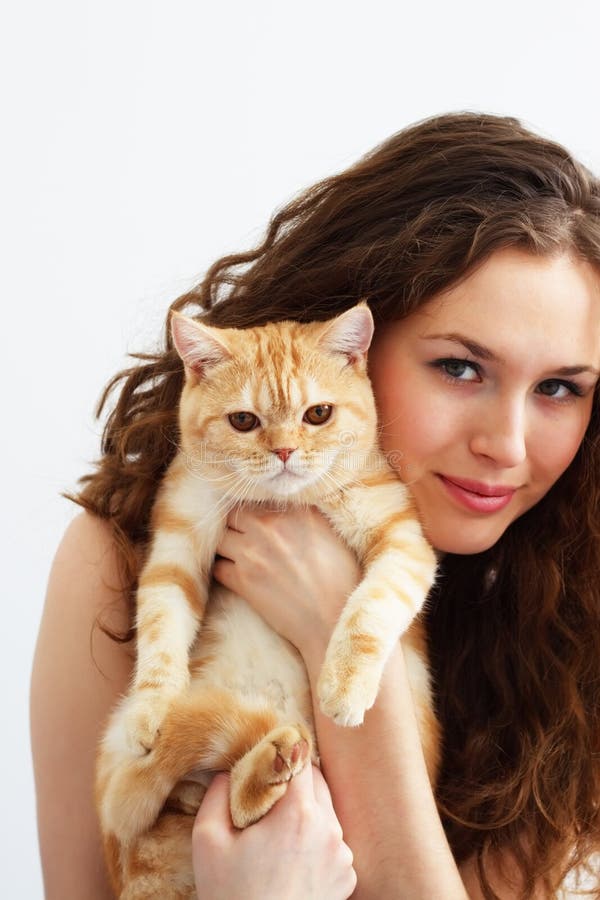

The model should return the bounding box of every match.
[437,474,516,513]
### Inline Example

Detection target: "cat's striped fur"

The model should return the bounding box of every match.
[96,304,439,898]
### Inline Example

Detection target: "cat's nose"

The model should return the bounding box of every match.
[274,447,296,463]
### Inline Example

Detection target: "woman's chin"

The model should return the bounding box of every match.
[424,521,505,556]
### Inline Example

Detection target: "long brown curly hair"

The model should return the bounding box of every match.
[68,112,600,896]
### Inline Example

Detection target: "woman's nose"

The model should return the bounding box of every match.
[468,397,527,468]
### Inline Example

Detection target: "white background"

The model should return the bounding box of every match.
[3,0,599,895]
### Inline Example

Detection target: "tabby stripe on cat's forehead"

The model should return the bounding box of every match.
[250,370,304,419]
[273,333,300,408]
[257,329,306,383]
[289,337,303,372]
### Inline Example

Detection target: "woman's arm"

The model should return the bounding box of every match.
[30,512,134,900]
[302,632,468,899]
[214,506,550,900]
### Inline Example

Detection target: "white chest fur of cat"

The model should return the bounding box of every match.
[96,304,439,900]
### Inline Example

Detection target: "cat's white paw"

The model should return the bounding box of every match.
[317,660,381,727]
[123,690,176,756]
[317,626,386,726]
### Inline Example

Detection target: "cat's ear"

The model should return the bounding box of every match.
[170,311,232,379]
[317,302,374,363]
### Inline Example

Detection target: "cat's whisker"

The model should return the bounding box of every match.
[328,453,366,485]
[319,471,356,508]
[376,407,407,428]
[181,454,246,485]
[160,428,185,453]
[195,469,240,486]
[213,474,257,518]
[224,477,255,511]
[211,486,245,519]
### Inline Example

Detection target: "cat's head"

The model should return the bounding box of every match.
[171,304,379,502]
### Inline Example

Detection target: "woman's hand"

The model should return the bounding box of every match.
[213,506,361,661]
[192,764,357,900]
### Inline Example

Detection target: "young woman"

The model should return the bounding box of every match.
[31,112,600,899]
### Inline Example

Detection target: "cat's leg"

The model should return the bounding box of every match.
[126,528,210,755]
[165,780,207,816]
[117,814,197,900]
[98,687,311,847]
[99,688,276,845]
[229,722,311,828]
[113,731,311,900]
[318,477,437,726]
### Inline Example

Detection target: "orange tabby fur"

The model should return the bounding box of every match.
[96,305,439,898]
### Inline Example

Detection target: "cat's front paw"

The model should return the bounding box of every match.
[123,690,177,756]
[229,723,311,828]
[317,650,382,727]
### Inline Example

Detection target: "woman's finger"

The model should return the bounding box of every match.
[212,556,238,591]
[226,502,288,533]
[310,765,337,814]
[284,758,317,801]
[194,772,236,837]
[311,766,344,840]
[226,503,270,532]
[215,526,242,561]
[263,757,316,824]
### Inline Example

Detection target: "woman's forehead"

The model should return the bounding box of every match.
[412,249,600,367]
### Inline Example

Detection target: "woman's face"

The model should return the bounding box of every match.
[368,248,600,554]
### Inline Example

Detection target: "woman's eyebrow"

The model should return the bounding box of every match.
[554,364,600,376]
[422,332,501,362]
[422,332,600,376]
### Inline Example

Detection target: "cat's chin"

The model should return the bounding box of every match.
[257,470,321,498]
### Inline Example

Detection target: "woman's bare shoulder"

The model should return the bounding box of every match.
[31,511,136,899]
[35,510,136,679]
[49,508,134,595]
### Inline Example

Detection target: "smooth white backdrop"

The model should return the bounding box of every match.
[3,0,599,895]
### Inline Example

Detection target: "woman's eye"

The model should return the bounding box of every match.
[228,411,259,431]
[434,358,481,382]
[537,379,582,400]
[303,404,333,425]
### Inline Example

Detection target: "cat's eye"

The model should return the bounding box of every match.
[303,404,333,425]
[228,412,259,432]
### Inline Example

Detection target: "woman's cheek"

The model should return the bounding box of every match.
[530,408,591,492]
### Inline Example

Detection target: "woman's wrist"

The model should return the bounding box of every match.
[305,644,468,899]
[297,627,330,681]
[296,577,361,675]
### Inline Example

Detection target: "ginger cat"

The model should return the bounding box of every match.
[96,304,439,898]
